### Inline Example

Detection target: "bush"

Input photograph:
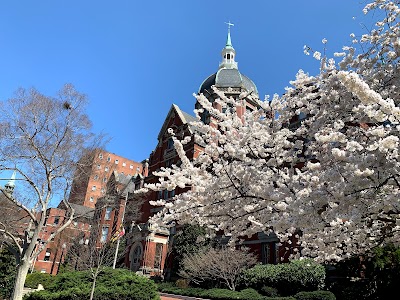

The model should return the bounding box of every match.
[25,268,159,300]
[175,278,189,288]
[0,248,16,300]
[157,281,300,300]
[200,288,241,299]
[23,288,90,300]
[294,291,336,300]
[260,286,280,297]
[241,259,326,296]
[25,272,55,289]
[239,288,262,299]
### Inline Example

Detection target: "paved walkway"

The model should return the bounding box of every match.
[160,292,209,300]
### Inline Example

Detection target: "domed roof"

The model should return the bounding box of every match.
[199,68,258,97]
[198,28,258,97]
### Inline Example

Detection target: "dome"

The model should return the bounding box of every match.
[198,68,259,97]
[198,28,258,97]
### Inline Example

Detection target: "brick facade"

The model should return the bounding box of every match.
[68,149,142,208]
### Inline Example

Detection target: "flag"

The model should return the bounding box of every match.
[111,224,125,242]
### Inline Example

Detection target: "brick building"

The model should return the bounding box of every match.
[121,28,288,277]
[32,205,93,274]
[68,149,143,208]
[2,29,294,277]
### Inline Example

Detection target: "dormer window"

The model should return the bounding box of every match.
[167,138,174,150]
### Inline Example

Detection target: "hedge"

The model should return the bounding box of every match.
[294,291,336,300]
[25,272,55,289]
[158,283,296,300]
[24,268,159,300]
[241,259,326,296]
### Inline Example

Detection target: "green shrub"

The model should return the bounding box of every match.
[263,297,296,300]
[158,282,297,300]
[241,259,325,296]
[0,248,16,300]
[200,288,240,299]
[175,278,189,288]
[239,288,262,299]
[25,268,159,300]
[25,272,55,289]
[294,290,336,300]
[23,288,89,300]
[260,286,280,297]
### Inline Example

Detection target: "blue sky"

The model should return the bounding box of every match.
[0,1,374,163]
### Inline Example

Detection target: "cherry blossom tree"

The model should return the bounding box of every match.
[146,0,400,263]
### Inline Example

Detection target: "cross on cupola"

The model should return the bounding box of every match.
[219,21,238,70]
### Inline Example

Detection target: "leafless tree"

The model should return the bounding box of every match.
[179,246,258,291]
[0,84,104,300]
[64,231,117,300]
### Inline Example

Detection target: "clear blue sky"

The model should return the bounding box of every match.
[0,0,374,163]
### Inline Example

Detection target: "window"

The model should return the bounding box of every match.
[170,189,175,198]
[94,175,98,180]
[101,188,105,194]
[97,164,101,170]
[73,221,78,227]
[165,159,173,168]
[130,243,143,271]
[167,138,174,150]
[99,153,103,159]
[158,190,163,200]
[100,226,109,243]
[132,245,142,264]
[130,164,134,169]
[89,196,94,202]
[44,248,51,261]
[107,156,111,162]
[135,182,141,190]
[154,243,163,269]
[103,177,107,183]
[40,269,46,273]
[262,242,278,264]
[115,159,119,164]
[164,190,168,199]
[104,207,112,220]
[246,106,254,113]
[122,162,126,167]
[92,186,96,191]
[54,217,60,225]
[105,167,109,172]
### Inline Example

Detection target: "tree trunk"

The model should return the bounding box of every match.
[89,276,97,300]
[11,261,31,300]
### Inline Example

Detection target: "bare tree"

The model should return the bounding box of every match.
[64,233,117,300]
[0,84,104,300]
[179,247,258,291]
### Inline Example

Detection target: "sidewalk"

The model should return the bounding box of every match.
[160,292,209,300]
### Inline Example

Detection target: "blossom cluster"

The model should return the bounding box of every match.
[146,0,400,263]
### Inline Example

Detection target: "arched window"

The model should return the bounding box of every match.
[129,243,143,271]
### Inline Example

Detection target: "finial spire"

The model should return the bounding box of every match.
[5,170,16,195]
[224,21,234,47]
[219,21,237,69]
